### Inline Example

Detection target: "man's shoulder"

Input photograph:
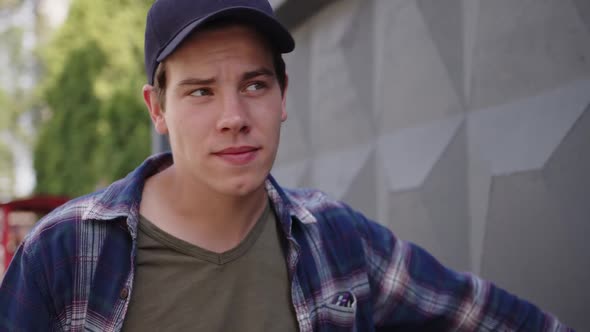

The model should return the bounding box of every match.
[23,155,157,251]
[21,175,136,255]
[282,187,346,214]
[22,190,104,251]
[280,186,388,236]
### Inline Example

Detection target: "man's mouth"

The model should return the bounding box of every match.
[213,146,260,165]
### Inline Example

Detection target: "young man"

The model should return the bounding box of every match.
[0,0,573,331]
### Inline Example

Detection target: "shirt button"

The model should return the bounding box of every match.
[120,287,129,300]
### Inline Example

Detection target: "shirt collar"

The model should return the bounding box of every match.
[82,152,316,237]
[265,175,318,237]
[82,152,172,238]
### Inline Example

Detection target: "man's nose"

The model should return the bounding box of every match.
[216,92,250,134]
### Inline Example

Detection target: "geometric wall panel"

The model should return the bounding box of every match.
[342,150,377,221]
[378,114,463,192]
[387,190,448,267]
[382,125,470,272]
[374,0,464,134]
[461,0,481,104]
[467,79,590,175]
[416,0,464,99]
[544,106,590,228]
[272,160,309,189]
[340,0,374,124]
[420,124,470,271]
[307,0,374,152]
[276,100,308,164]
[573,0,590,34]
[278,25,312,166]
[470,0,590,109]
[270,1,590,329]
[309,143,373,200]
[481,170,589,331]
[465,138,492,274]
[273,23,311,187]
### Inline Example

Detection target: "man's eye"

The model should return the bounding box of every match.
[245,82,266,92]
[190,88,212,97]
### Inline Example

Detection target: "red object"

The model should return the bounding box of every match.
[1,196,69,271]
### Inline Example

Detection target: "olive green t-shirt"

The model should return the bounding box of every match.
[121,202,299,332]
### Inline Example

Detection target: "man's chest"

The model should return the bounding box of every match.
[120,211,299,331]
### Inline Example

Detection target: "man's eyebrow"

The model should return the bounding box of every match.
[177,77,216,86]
[175,68,274,87]
[242,68,275,81]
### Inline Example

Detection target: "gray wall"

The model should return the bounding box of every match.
[271,0,590,330]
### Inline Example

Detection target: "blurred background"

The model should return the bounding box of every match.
[0,0,588,330]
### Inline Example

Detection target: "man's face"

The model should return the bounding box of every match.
[146,25,287,197]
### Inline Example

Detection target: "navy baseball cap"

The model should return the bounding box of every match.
[144,0,295,85]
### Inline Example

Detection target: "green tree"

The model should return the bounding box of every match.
[0,89,15,198]
[0,25,32,198]
[35,0,152,196]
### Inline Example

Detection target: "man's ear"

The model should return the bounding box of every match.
[280,74,289,122]
[143,84,168,134]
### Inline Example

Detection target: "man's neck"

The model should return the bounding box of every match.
[139,165,269,253]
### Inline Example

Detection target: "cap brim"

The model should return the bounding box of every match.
[156,7,294,63]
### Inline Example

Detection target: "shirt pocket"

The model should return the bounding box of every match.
[320,290,358,330]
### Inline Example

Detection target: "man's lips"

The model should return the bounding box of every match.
[212,146,260,165]
[214,146,260,155]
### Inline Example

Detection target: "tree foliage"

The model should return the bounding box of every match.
[34,0,153,197]
[0,24,30,198]
[0,26,28,132]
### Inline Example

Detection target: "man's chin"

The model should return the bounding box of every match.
[215,176,267,198]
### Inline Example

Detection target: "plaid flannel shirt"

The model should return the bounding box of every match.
[0,153,572,331]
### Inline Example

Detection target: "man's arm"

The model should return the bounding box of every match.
[0,243,55,330]
[351,209,572,331]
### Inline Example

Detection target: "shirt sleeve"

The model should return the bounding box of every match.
[352,209,573,331]
[0,242,56,330]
